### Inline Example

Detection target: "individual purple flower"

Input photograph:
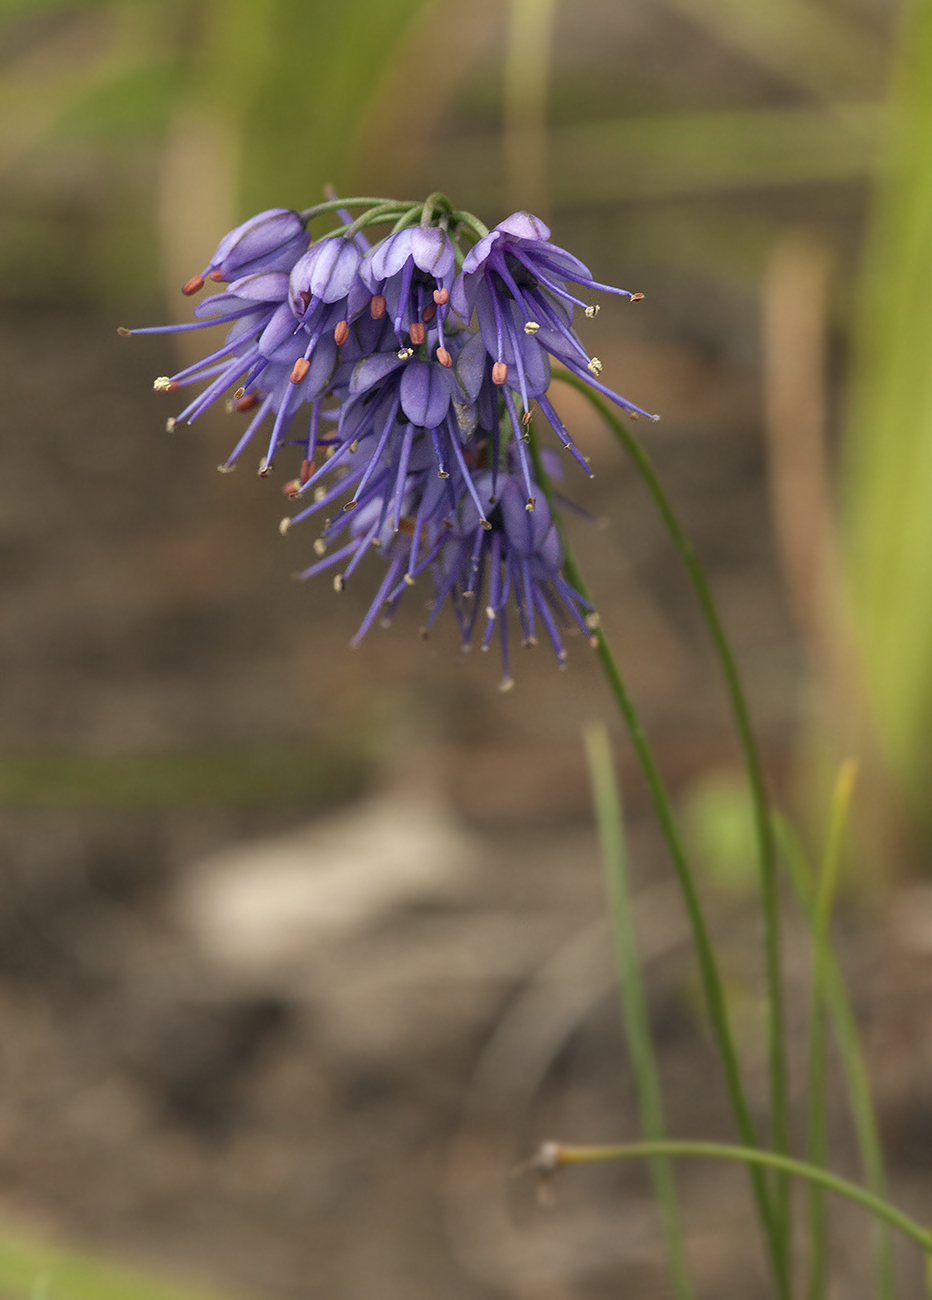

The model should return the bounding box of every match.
[450,210,657,435]
[180,208,309,296]
[360,225,456,354]
[120,266,337,473]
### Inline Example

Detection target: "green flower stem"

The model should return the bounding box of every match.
[451,209,490,240]
[420,192,454,225]
[340,203,416,240]
[299,196,415,222]
[584,722,694,1300]
[538,1140,932,1260]
[550,370,792,1254]
[527,434,788,1299]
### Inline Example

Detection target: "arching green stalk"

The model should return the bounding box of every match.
[527,433,788,1298]
[536,1139,932,1260]
[550,369,792,1252]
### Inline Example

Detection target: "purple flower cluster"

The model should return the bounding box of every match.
[122,197,655,688]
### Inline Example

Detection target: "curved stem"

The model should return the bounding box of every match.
[299,195,416,222]
[421,192,454,225]
[538,1139,932,1260]
[551,369,791,1245]
[451,209,490,240]
[527,432,788,1298]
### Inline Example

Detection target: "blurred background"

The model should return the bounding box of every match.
[2,0,932,1296]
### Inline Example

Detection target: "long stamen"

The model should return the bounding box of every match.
[531,585,568,664]
[347,395,402,508]
[501,388,536,506]
[351,554,407,646]
[390,424,415,530]
[221,394,275,468]
[561,358,659,422]
[536,393,594,476]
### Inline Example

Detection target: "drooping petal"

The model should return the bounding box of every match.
[290,238,362,309]
[258,302,302,358]
[225,270,291,303]
[495,211,551,242]
[410,227,455,279]
[365,228,417,284]
[461,230,502,276]
[400,359,451,428]
[206,209,308,279]
[349,350,407,395]
[453,329,488,403]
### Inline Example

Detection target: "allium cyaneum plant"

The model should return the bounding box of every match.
[121,195,654,689]
[124,193,932,1299]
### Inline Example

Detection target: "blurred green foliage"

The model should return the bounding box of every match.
[843,0,932,826]
[0,743,370,808]
[0,1227,242,1300]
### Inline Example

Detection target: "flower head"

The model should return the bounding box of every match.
[124,193,652,687]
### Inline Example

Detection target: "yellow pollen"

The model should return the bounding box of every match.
[587,357,603,375]
[584,305,599,318]
[523,321,540,335]
[314,539,327,555]
[153,376,173,393]
[279,518,291,536]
